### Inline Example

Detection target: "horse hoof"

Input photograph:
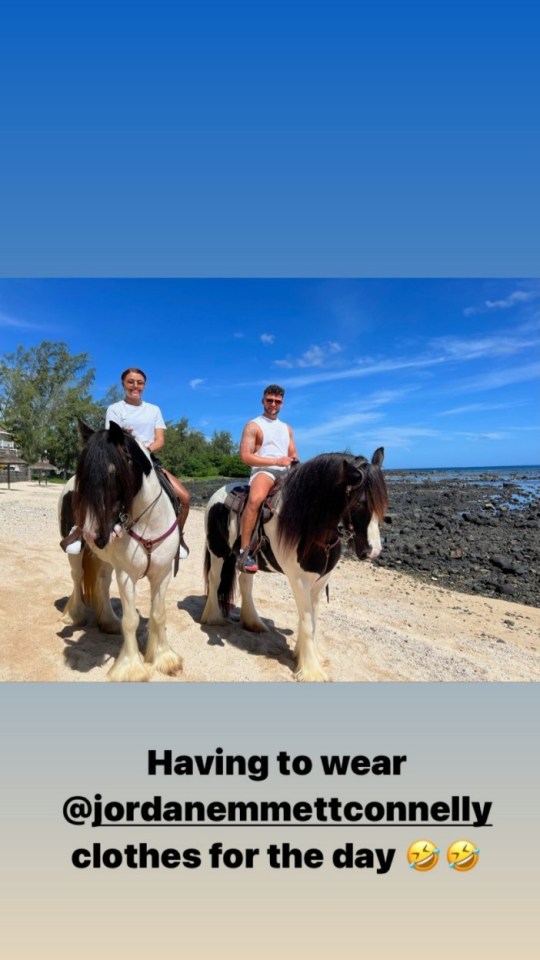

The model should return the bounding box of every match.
[107,659,151,682]
[240,618,268,633]
[201,613,229,627]
[294,666,329,682]
[151,650,184,676]
[61,610,87,628]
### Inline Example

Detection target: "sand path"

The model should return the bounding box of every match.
[1,482,538,682]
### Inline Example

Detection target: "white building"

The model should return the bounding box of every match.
[0,427,26,477]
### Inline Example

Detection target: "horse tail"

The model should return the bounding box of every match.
[217,554,237,619]
[59,487,75,537]
[81,547,101,607]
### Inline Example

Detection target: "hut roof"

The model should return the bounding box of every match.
[0,449,27,466]
[29,458,57,471]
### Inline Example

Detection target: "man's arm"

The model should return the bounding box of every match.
[287,426,299,461]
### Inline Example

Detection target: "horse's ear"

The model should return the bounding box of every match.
[77,419,94,444]
[108,420,126,445]
[371,447,384,468]
[342,458,366,487]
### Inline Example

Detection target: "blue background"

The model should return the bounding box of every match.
[1,0,538,275]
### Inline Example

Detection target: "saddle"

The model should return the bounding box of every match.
[224,477,284,556]
[152,461,181,516]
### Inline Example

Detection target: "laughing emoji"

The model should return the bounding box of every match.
[407,840,440,871]
[447,840,480,872]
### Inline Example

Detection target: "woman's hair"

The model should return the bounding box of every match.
[121,367,147,382]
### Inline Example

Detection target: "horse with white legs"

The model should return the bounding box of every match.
[201,448,388,681]
[59,421,183,682]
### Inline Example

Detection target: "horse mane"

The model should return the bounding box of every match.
[362,457,389,521]
[276,452,388,556]
[73,428,151,529]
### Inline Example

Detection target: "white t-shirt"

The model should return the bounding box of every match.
[105,400,166,446]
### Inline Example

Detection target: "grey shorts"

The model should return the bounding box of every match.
[249,466,287,484]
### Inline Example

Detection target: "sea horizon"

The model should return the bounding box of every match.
[388,464,540,473]
[385,464,540,498]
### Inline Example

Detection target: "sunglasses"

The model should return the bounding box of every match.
[125,380,146,386]
[264,397,283,405]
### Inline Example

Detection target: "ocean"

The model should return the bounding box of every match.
[386,466,540,501]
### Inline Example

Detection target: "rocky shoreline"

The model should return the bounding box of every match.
[373,473,540,608]
[185,472,540,609]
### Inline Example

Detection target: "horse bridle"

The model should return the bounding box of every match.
[118,489,179,579]
[337,486,357,544]
[315,486,357,578]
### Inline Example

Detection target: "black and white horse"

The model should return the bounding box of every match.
[58,421,183,682]
[201,448,388,681]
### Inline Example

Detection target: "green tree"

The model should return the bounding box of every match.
[161,419,245,477]
[0,341,116,473]
[218,454,251,477]
[101,384,124,410]
[208,429,235,467]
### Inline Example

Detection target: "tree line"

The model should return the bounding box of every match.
[0,341,249,478]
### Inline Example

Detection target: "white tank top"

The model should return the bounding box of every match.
[252,415,290,463]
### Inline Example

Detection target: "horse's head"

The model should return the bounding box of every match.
[74,420,152,549]
[341,447,388,561]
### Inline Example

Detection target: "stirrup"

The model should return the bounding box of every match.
[236,549,258,574]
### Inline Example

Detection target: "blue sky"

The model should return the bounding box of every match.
[0,279,538,468]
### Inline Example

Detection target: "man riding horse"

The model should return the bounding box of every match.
[237,384,299,574]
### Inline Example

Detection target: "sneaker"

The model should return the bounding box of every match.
[236,549,258,574]
[178,532,190,559]
[60,525,83,554]
[66,539,82,555]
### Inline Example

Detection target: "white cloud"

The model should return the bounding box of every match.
[449,361,540,394]
[274,341,342,369]
[439,401,527,416]
[299,345,326,367]
[0,311,39,329]
[273,354,447,389]
[363,387,420,408]
[260,333,275,345]
[464,288,539,316]
[454,431,507,441]
[431,332,540,361]
[485,290,538,309]
[355,426,441,452]
[189,378,206,389]
[295,412,382,443]
[236,323,538,393]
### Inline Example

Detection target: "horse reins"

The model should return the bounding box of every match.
[120,489,179,579]
[316,487,357,579]
[336,489,357,545]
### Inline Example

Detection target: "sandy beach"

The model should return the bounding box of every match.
[1,481,539,682]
